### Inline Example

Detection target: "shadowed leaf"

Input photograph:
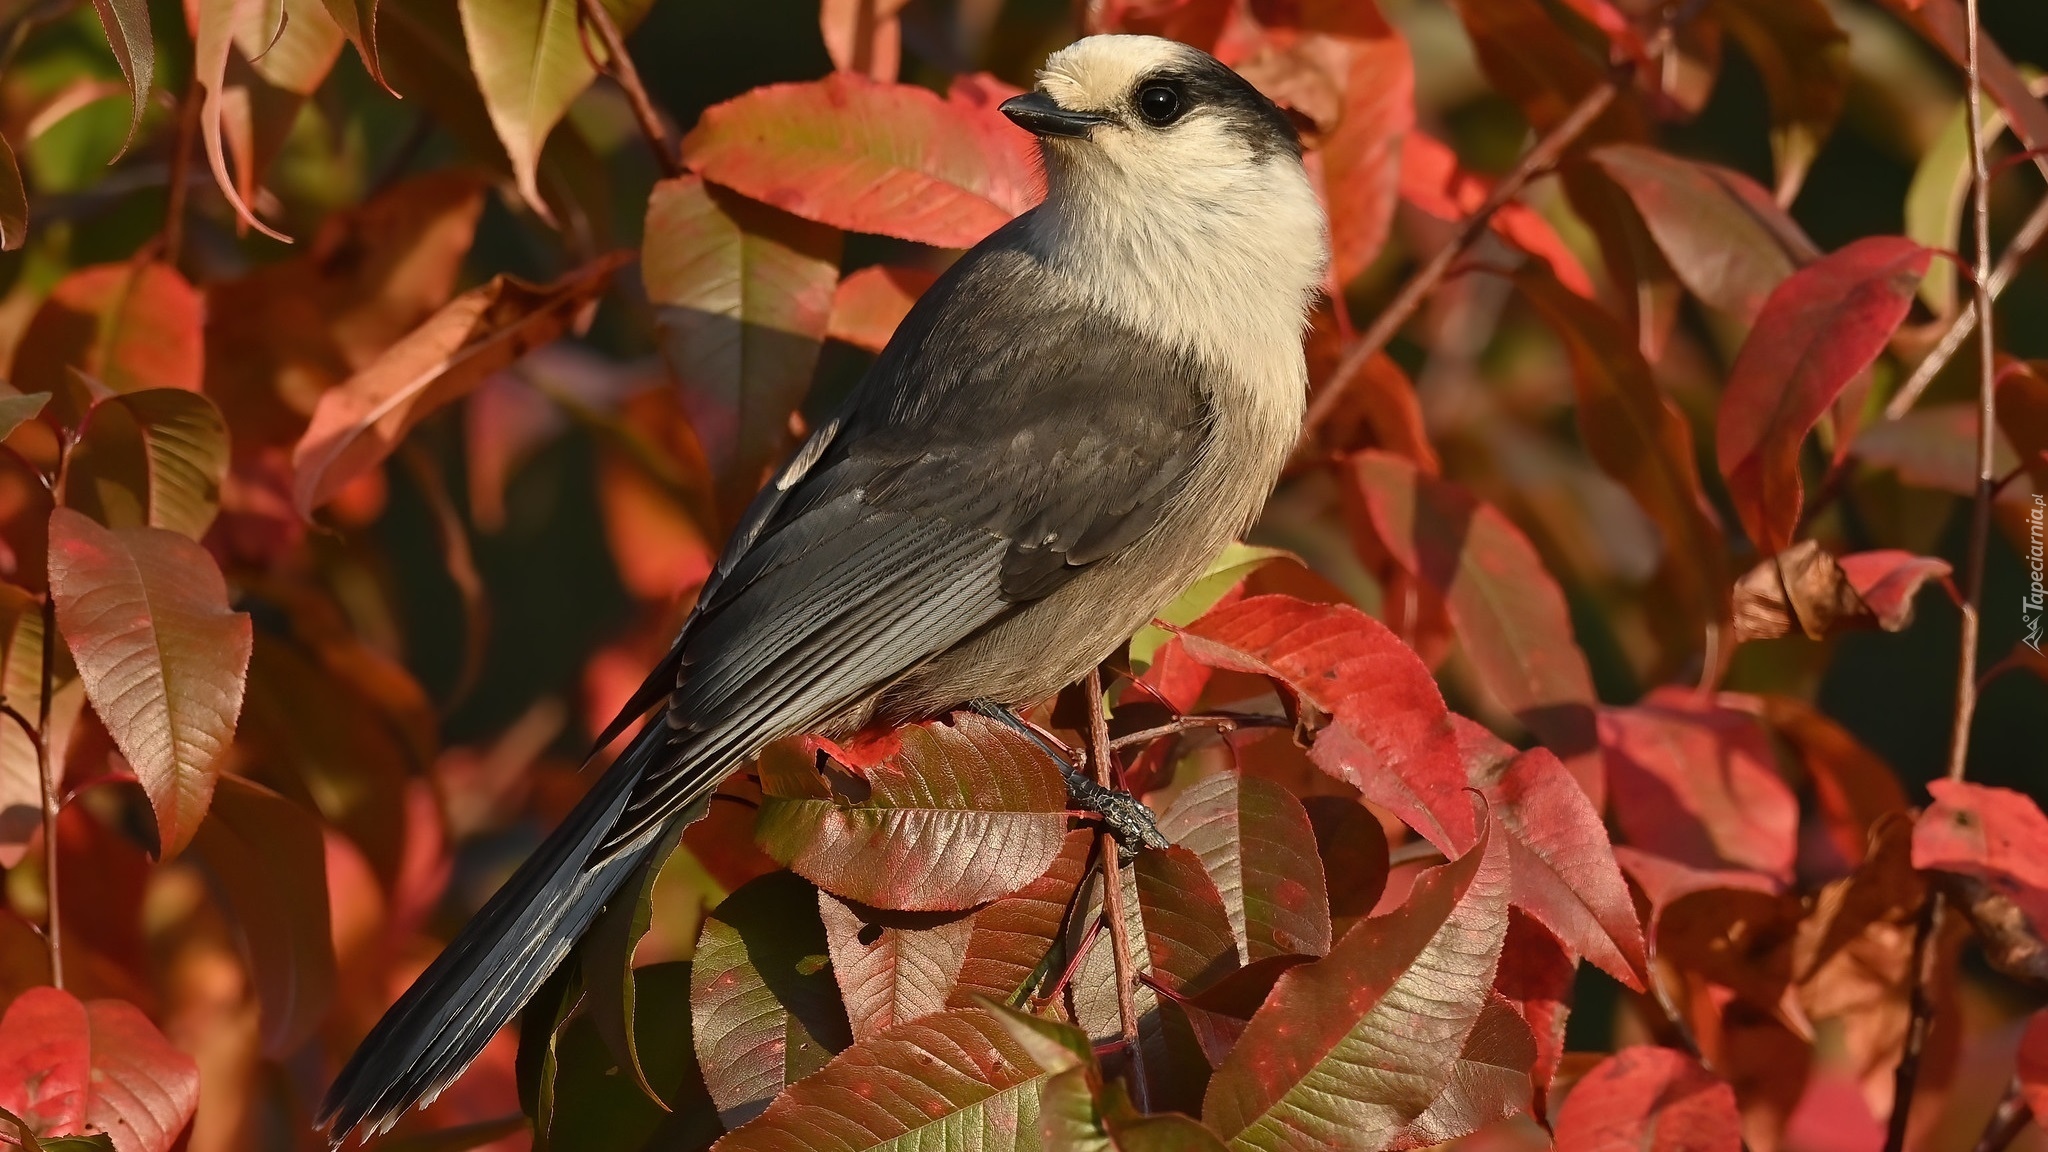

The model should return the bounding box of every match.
[1913,780,2048,932]
[1712,0,1847,202]
[0,133,22,250]
[88,0,153,156]
[1600,688,1797,882]
[0,987,199,1152]
[1399,132,1594,296]
[65,390,230,541]
[683,72,1041,248]
[1159,772,1331,962]
[827,265,939,354]
[291,251,628,516]
[13,263,204,428]
[189,775,335,1055]
[756,712,1069,911]
[948,827,1093,1008]
[1999,363,2048,493]
[584,820,687,1107]
[1716,237,1930,555]
[48,509,252,860]
[1551,1046,1742,1151]
[821,894,976,1041]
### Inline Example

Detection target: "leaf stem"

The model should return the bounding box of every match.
[1887,5,2002,1145]
[161,77,201,269]
[1107,711,1289,751]
[576,0,683,179]
[1084,665,1149,1111]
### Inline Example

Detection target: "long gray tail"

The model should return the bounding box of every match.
[317,720,695,1143]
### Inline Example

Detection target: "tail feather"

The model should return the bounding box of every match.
[317,723,704,1143]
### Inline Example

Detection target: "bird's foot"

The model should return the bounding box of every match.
[965,699,1168,861]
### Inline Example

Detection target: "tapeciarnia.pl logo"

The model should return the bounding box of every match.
[2027,493,2045,654]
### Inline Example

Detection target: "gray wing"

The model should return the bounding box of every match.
[595,231,1211,856]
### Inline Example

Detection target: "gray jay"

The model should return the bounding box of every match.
[319,33,1327,1142]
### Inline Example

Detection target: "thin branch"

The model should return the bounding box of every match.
[398,445,490,714]
[1968,1079,2032,1152]
[1298,0,1709,449]
[161,78,202,269]
[576,0,683,178]
[1887,5,2002,1144]
[1886,192,2048,420]
[1107,711,1290,751]
[35,589,59,989]
[1084,665,1148,1111]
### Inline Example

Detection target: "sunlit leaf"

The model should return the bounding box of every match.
[820,0,913,81]
[1716,236,1930,556]
[13,263,204,428]
[458,0,653,220]
[948,827,1093,1009]
[1159,772,1331,962]
[1343,452,1603,803]
[1913,779,2048,932]
[717,1006,1075,1151]
[0,394,48,442]
[0,987,199,1152]
[643,175,840,525]
[0,133,23,251]
[682,72,1041,248]
[65,390,230,541]
[1399,132,1594,297]
[195,0,288,241]
[756,712,1069,911]
[820,892,976,1041]
[1591,143,1818,323]
[1601,688,1797,882]
[291,251,628,516]
[826,264,938,354]
[47,509,253,861]
[188,774,335,1055]
[87,0,153,156]
[1550,1046,1742,1151]
[691,871,851,1128]
[1203,810,1515,1151]
[1131,542,1292,671]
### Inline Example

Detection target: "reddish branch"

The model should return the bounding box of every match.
[34,589,58,989]
[577,0,684,178]
[1107,711,1288,751]
[162,78,202,268]
[1968,1080,2032,1152]
[1083,665,1149,1110]
[1886,0,2003,1144]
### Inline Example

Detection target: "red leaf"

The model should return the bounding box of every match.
[1494,911,1575,1122]
[1203,807,1515,1151]
[1912,779,2048,931]
[1460,719,1646,988]
[1344,451,1603,804]
[1601,690,1797,883]
[1552,1046,1743,1152]
[1997,362,2048,493]
[48,509,252,861]
[682,72,1040,249]
[1591,144,1818,324]
[819,0,912,81]
[1398,132,1594,297]
[1837,551,1953,631]
[1744,695,1907,873]
[0,987,199,1152]
[1178,595,1473,854]
[827,265,939,354]
[755,712,1069,911]
[1159,771,1333,961]
[13,263,204,427]
[1304,349,1440,473]
[819,894,974,1042]
[947,828,1092,1008]
[1716,237,1931,555]
[2019,1011,2048,1120]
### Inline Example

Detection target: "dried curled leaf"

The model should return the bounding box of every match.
[1731,541,1953,642]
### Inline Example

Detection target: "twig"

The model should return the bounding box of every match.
[398,445,490,714]
[576,0,682,178]
[1299,0,1710,448]
[1107,711,1289,751]
[161,78,201,269]
[1968,1079,2031,1152]
[35,590,58,989]
[1885,193,2048,420]
[1084,666,1148,1111]
[1886,6,2002,1146]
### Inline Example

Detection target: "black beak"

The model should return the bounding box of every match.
[1000,92,1106,139]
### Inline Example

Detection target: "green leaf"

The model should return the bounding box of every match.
[756,713,1070,911]
[65,390,230,541]
[1130,543,1292,670]
[715,1006,1071,1151]
[1903,76,2043,317]
[1203,810,1516,1152]
[188,775,335,1054]
[457,0,653,220]
[46,509,253,861]
[88,0,153,157]
[1159,772,1333,963]
[583,818,686,1107]
[642,174,841,527]
[1043,1073,1232,1152]
[690,871,851,1128]
[545,962,722,1152]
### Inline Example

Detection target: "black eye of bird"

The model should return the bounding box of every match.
[1137,82,1184,126]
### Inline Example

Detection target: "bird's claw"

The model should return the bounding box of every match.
[1065,771,1169,860]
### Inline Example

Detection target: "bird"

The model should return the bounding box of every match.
[318,32,1328,1143]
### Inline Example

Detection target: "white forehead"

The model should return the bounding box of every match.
[1038,34,1188,110]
